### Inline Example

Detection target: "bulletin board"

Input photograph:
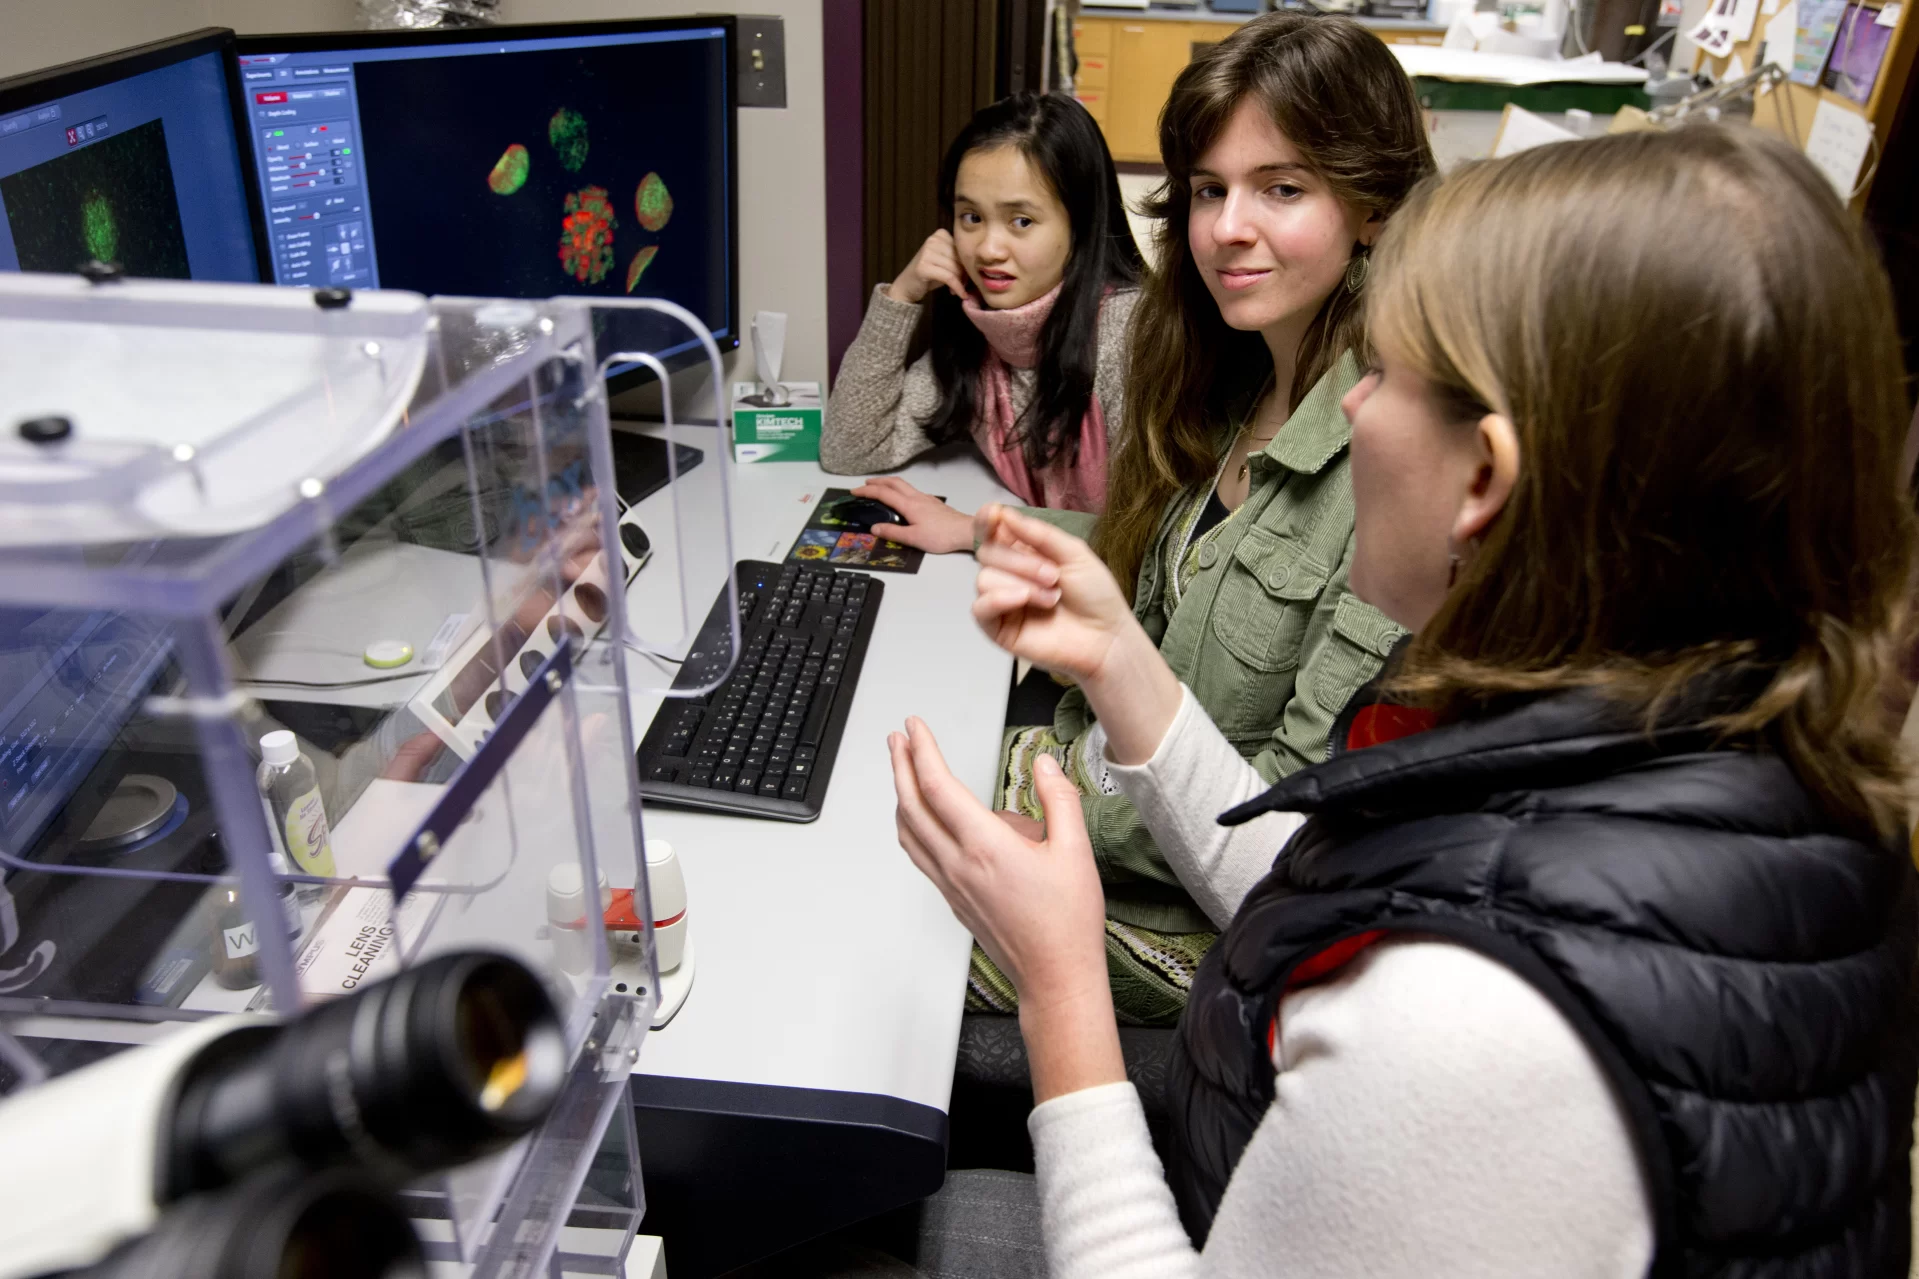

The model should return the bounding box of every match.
[1689,0,1919,206]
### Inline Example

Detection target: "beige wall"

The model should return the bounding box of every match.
[2,0,831,412]
[0,1,357,78]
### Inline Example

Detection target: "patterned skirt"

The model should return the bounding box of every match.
[967,725,1217,1028]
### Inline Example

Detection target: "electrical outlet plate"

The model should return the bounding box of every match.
[737,15,787,108]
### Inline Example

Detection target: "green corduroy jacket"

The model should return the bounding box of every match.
[1028,353,1405,933]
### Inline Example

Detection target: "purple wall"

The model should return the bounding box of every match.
[822,0,864,386]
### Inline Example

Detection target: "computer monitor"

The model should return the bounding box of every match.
[234,18,739,380]
[0,29,266,282]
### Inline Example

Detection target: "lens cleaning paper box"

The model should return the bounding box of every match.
[731,381,822,463]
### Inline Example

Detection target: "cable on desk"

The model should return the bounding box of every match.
[239,670,428,691]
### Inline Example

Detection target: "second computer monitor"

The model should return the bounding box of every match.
[235,18,738,374]
[0,28,264,282]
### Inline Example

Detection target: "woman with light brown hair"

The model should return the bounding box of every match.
[891,123,1918,1276]
[976,11,1434,1026]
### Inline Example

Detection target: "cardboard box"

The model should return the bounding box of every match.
[731,381,822,463]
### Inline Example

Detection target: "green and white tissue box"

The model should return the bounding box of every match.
[731,381,822,463]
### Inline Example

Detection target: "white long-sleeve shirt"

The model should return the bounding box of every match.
[1027,686,1655,1278]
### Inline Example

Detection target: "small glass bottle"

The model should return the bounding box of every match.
[212,885,259,990]
[211,862,301,990]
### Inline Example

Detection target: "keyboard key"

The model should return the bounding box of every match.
[736,771,760,793]
[689,767,715,788]
[646,761,679,783]
[783,777,808,800]
[799,696,833,748]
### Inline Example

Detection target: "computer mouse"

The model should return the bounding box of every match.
[827,496,906,532]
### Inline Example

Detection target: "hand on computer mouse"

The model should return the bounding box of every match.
[853,477,974,554]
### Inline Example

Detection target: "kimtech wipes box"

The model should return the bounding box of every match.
[731,381,822,463]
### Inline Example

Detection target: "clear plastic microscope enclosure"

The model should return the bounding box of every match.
[0,271,735,1276]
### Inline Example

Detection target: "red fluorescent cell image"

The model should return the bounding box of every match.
[558,184,617,284]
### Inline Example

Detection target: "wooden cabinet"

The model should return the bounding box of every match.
[1073,13,1445,164]
[1109,21,1204,159]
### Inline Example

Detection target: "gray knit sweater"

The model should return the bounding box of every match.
[820,284,1141,476]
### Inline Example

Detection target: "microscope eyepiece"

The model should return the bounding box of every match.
[165,950,566,1199]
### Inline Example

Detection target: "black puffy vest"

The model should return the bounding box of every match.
[1167,684,1919,1277]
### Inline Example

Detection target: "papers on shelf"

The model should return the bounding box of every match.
[1388,45,1651,85]
[1491,103,1584,155]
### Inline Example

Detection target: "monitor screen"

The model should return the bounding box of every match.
[0,30,262,282]
[236,19,738,375]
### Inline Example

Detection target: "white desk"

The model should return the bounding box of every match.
[611,426,1016,1276]
[617,428,1011,1107]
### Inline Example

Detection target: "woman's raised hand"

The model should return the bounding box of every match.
[886,229,971,305]
[974,505,1187,768]
[853,476,975,554]
[972,504,1140,685]
[889,718,1113,1024]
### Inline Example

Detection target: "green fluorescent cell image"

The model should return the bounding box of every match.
[625,243,659,293]
[634,171,673,232]
[547,107,588,173]
[558,185,616,284]
[81,191,118,263]
[487,143,530,195]
[0,119,189,277]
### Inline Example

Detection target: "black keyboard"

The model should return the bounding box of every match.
[636,560,884,822]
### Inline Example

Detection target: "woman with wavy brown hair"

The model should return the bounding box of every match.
[893,124,1917,1277]
[977,12,1433,1025]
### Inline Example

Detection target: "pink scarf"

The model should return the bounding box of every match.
[962,285,1108,514]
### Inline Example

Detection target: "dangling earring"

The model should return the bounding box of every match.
[1345,248,1370,296]
[1446,552,1461,588]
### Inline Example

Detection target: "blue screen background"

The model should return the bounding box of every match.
[0,51,258,281]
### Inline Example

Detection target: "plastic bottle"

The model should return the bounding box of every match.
[258,731,337,894]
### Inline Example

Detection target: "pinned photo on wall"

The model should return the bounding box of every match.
[1824,1,1896,102]
[1803,96,1875,197]
[1690,0,1762,56]
[1761,0,1801,75]
[1791,0,1850,84]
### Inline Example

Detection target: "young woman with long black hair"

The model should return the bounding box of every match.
[821,92,1143,553]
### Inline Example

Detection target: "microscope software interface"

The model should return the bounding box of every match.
[236,23,735,367]
[0,47,260,281]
